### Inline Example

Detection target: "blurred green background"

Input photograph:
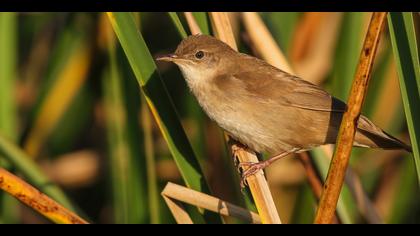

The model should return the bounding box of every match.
[0,12,419,224]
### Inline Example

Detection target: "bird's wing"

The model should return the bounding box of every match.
[225,68,347,113]
[282,78,347,112]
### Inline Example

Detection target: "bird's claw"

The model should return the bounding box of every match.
[238,161,268,190]
[240,177,248,189]
[230,142,268,190]
[231,144,244,170]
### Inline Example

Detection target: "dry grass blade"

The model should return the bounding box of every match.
[314,12,387,224]
[290,12,324,63]
[184,12,202,35]
[297,153,323,197]
[241,12,293,74]
[0,168,88,224]
[162,182,261,224]
[209,12,238,50]
[209,12,281,224]
[162,194,194,224]
[141,97,160,224]
[291,13,343,84]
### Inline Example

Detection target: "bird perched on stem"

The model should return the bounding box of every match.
[157,34,412,186]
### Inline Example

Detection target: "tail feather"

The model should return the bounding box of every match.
[354,115,412,152]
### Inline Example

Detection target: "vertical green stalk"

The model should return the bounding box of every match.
[168,13,187,39]
[104,33,148,223]
[0,12,17,138]
[0,12,19,223]
[388,12,420,186]
[291,184,317,224]
[103,55,129,223]
[332,12,365,100]
[192,12,210,35]
[136,11,160,224]
[260,12,300,53]
[388,155,419,223]
[141,97,160,224]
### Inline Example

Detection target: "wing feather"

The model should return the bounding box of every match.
[223,63,347,113]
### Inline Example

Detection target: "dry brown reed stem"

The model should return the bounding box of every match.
[184,12,202,35]
[209,12,281,224]
[0,168,88,224]
[314,12,387,224]
[291,13,325,63]
[297,152,323,199]
[162,182,262,224]
[241,12,294,74]
[292,12,343,85]
[209,12,238,49]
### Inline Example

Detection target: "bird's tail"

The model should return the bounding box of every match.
[354,115,412,152]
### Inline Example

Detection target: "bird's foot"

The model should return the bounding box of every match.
[238,161,270,189]
[231,143,249,171]
[231,144,241,168]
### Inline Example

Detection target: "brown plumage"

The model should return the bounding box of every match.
[157,34,412,173]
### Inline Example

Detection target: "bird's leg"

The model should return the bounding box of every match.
[238,148,300,187]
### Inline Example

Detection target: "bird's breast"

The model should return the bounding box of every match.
[187,79,282,152]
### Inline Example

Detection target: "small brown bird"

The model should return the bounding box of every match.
[157,34,412,182]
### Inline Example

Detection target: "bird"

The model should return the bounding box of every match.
[157,34,412,184]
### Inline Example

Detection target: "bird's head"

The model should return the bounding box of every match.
[157,34,237,82]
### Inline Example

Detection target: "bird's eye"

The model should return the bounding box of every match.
[195,51,204,59]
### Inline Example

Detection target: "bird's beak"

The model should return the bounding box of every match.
[156,54,178,62]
